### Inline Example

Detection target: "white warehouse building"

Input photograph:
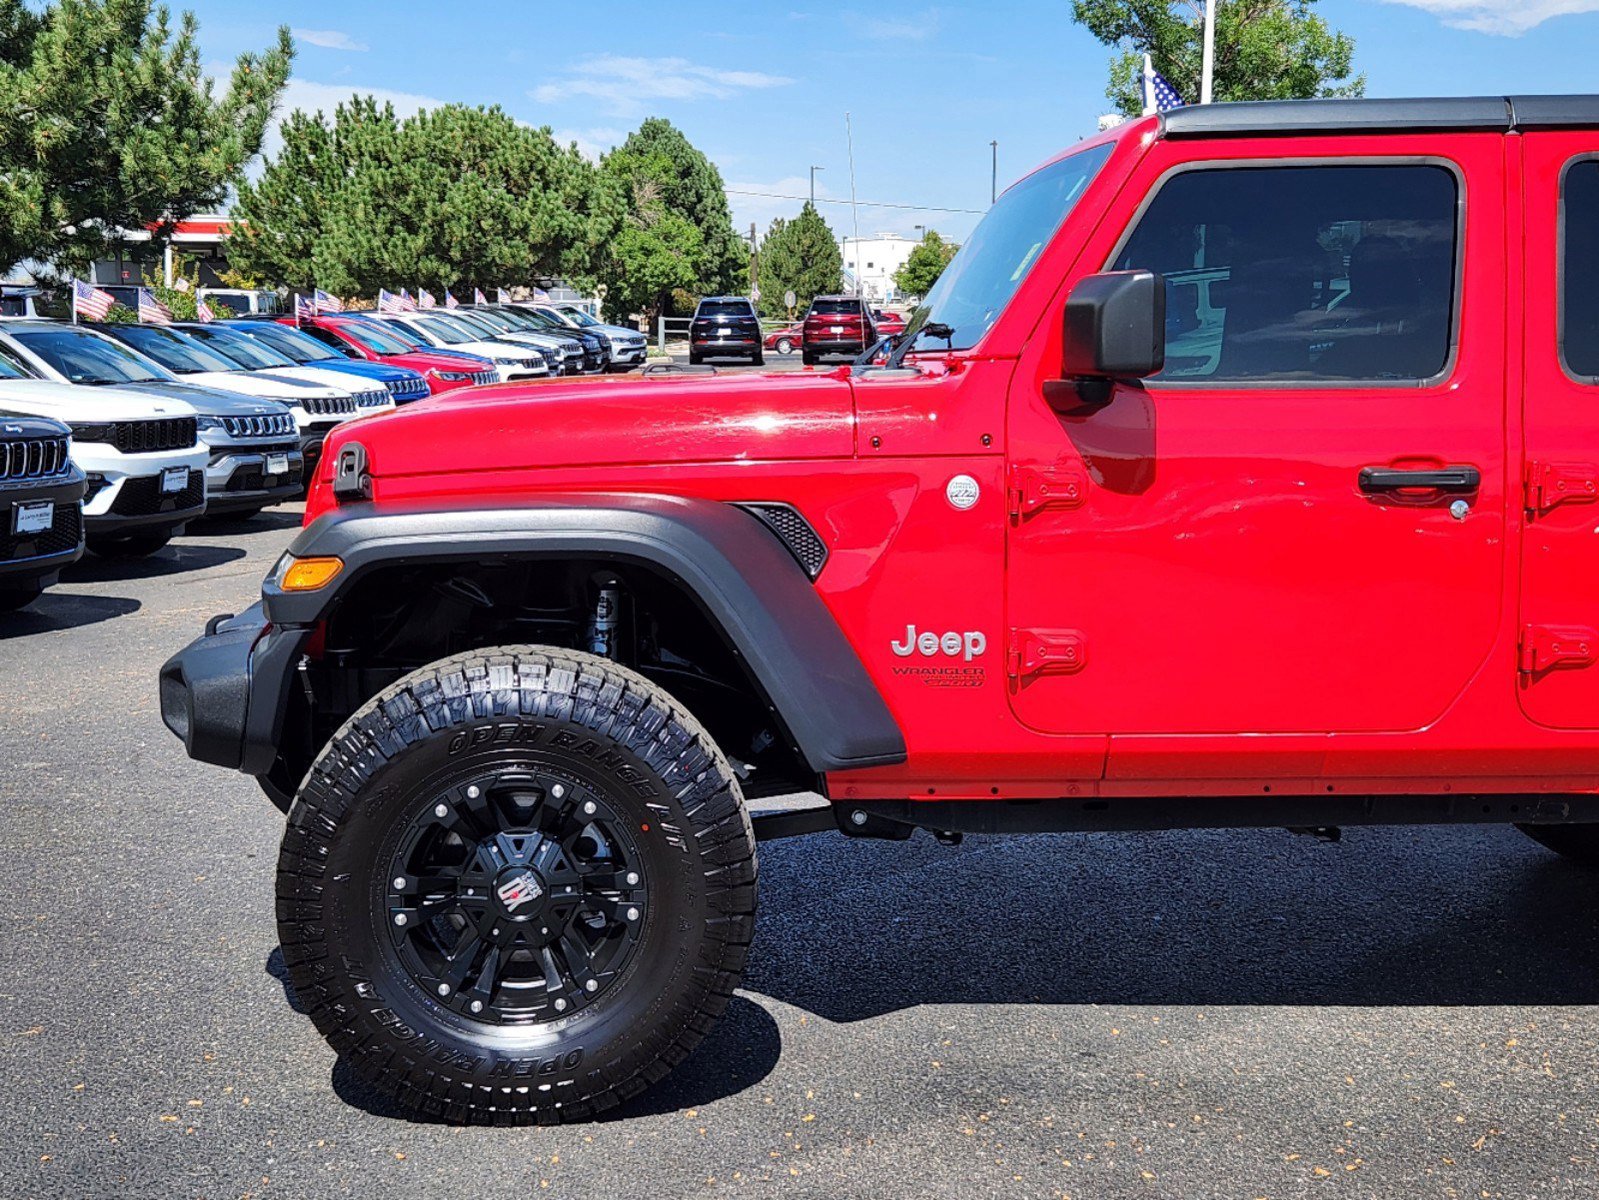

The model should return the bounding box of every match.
[839,232,920,304]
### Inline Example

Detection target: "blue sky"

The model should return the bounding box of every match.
[182,0,1599,244]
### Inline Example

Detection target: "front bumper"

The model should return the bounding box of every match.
[608,342,647,369]
[159,602,310,774]
[0,473,87,588]
[204,441,306,513]
[83,467,206,533]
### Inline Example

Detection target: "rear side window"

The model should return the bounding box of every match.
[1112,163,1460,384]
[698,300,753,317]
[1561,159,1599,380]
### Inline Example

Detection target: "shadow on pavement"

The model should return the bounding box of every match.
[741,824,1599,1019]
[64,541,247,583]
[0,591,140,636]
[191,509,305,535]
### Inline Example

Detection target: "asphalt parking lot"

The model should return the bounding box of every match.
[4,437,1599,1197]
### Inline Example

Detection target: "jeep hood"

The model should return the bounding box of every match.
[328,370,856,477]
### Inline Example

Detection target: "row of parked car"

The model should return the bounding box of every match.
[0,302,648,612]
[689,294,907,366]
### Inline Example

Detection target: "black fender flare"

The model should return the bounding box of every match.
[265,493,906,775]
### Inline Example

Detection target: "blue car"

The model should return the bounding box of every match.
[222,319,431,404]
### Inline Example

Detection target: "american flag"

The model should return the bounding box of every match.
[73,279,114,321]
[295,293,315,320]
[532,287,550,301]
[315,288,342,313]
[496,288,511,304]
[444,290,459,309]
[399,288,418,312]
[137,288,172,325]
[378,288,406,314]
[196,298,217,323]
[418,288,436,309]
[1141,53,1186,114]
[473,288,488,305]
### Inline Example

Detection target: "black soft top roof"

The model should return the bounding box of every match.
[1161,95,1599,139]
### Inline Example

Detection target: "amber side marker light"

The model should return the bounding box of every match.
[279,556,344,591]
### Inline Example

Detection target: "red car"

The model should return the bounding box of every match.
[166,94,1599,1126]
[763,321,804,354]
[288,315,498,395]
[872,309,907,337]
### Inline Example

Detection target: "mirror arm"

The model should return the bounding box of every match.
[1044,376,1116,412]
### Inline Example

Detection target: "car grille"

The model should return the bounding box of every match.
[471,370,497,386]
[112,418,197,454]
[0,436,71,481]
[224,463,304,492]
[354,389,389,409]
[387,375,429,401]
[109,469,204,516]
[220,413,296,439]
[302,395,357,417]
[0,501,82,563]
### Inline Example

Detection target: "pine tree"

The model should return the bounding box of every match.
[0,0,292,277]
[756,204,842,319]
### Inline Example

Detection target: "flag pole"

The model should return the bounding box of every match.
[1200,0,1217,105]
[71,283,78,325]
[1142,53,1157,117]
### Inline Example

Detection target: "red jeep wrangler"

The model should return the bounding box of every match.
[161,95,1599,1124]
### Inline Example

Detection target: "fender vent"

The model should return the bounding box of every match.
[736,502,828,579]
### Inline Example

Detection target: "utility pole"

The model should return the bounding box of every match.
[846,114,861,297]
[990,140,998,205]
[810,165,824,206]
[749,222,759,304]
[1200,0,1217,105]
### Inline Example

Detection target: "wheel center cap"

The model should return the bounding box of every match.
[494,867,545,916]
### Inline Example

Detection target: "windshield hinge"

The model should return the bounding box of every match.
[1007,465,1086,519]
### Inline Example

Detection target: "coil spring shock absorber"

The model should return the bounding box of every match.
[586,583,622,658]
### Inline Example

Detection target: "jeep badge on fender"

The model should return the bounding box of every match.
[160,95,1599,1125]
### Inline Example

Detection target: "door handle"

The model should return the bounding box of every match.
[1358,465,1481,494]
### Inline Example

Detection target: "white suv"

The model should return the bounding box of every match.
[0,370,205,557]
[370,313,549,381]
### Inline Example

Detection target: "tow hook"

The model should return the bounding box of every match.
[933,830,964,847]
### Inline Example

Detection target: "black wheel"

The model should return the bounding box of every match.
[751,351,764,366]
[276,647,757,1124]
[1517,824,1599,867]
[775,337,794,355]
[801,350,817,366]
[88,531,171,558]
[0,585,43,613]
[687,351,702,366]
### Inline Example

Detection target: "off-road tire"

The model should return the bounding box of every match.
[775,337,794,355]
[1517,823,1599,867]
[751,351,765,366]
[687,351,703,366]
[801,349,817,366]
[276,646,758,1124]
[88,531,171,558]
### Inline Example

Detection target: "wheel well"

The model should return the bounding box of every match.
[275,557,816,800]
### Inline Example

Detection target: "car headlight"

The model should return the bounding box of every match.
[429,368,474,382]
[68,422,115,443]
[195,415,224,431]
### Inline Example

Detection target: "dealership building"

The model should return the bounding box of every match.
[839,232,920,303]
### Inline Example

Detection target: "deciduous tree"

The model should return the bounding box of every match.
[894,230,958,301]
[0,0,292,277]
[1071,0,1363,115]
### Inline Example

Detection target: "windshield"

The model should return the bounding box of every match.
[183,325,297,370]
[0,342,35,379]
[412,316,473,346]
[447,311,504,338]
[558,307,598,327]
[14,326,174,384]
[342,321,420,356]
[462,309,516,333]
[104,324,241,374]
[903,142,1113,352]
[235,322,339,363]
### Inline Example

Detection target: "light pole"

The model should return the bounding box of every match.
[810,165,824,206]
[990,140,998,205]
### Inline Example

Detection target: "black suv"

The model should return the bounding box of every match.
[801,295,875,366]
[689,297,763,366]
[0,410,86,612]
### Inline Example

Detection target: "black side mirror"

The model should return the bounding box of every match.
[1061,269,1166,383]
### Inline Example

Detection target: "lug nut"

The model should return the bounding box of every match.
[626,907,640,921]
[394,913,408,927]
[625,872,639,886]
[434,803,448,818]
[437,983,451,996]
[470,1000,483,1013]
[466,785,481,799]
[392,876,405,890]
[582,800,597,815]
[552,784,565,798]
[554,998,567,1012]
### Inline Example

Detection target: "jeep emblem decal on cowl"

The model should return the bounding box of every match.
[945,474,980,510]
[891,625,987,662]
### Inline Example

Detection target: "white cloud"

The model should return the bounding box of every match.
[845,9,942,41]
[1379,0,1599,35]
[548,126,626,162]
[530,55,792,117]
[292,28,369,52]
